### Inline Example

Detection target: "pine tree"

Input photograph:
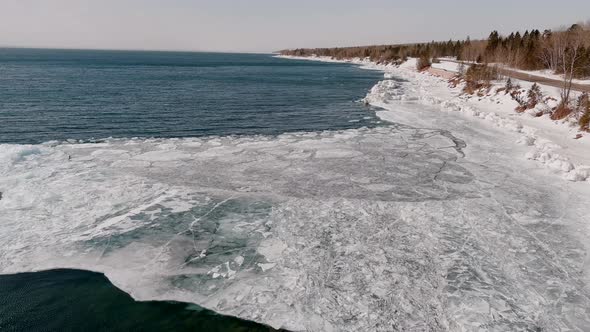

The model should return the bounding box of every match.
[512,32,522,50]
[454,41,462,58]
[526,83,542,108]
[523,30,530,42]
[542,29,552,39]
[487,31,500,49]
[505,78,514,92]
[486,31,500,60]
[508,32,515,42]
[523,37,540,69]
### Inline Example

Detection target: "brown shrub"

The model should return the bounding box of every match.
[580,95,590,131]
[448,77,463,88]
[551,105,573,120]
[462,81,491,95]
[545,96,558,103]
[465,64,498,85]
[580,110,590,130]
[526,84,542,109]
[462,64,497,95]
[416,55,431,71]
[504,78,514,93]
[510,89,527,111]
[462,83,476,95]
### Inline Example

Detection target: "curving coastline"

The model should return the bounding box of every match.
[1,53,590,331]
[278,54,590,183]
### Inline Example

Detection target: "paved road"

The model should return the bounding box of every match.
[440,59,590,93]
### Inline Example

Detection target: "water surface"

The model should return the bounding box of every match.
[0,49,382,144]
[0,269,279,332]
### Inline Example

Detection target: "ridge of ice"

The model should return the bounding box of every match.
[358,60,590,183]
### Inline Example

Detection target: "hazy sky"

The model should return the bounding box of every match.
[1,0,588,53]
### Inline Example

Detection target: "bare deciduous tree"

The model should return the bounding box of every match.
[559,27,584,107]
[539,31,559,71]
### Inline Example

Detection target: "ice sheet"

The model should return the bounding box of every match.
[1,122,590,331]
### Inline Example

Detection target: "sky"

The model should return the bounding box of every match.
[0,0,589,53]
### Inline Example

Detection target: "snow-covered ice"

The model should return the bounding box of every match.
[2,122,590,331]
[357,56,590,183]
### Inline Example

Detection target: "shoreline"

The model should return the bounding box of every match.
[1,54,590,331]
[277,54,590,183]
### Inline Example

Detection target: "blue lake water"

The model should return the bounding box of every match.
[0,269,282,332]
[0,49,382,144]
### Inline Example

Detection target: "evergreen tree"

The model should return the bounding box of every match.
[486,30,500,60]
[523,37,540,69]
[542,29,552,39]
[279,23,589,81]
[505,78,514,93]
[512,32,522,50]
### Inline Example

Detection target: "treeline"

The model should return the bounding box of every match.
[476,24,590,77]
[280,22,590,130]
[280,23,590,79]
[280,40,466,65]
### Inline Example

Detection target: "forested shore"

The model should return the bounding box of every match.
[280,22,590,131]
[280,23,590,78]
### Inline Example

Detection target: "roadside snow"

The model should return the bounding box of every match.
[392,65,590,183]
[431,61,460,73]
[434,59,590,86]
[503,66,590,85]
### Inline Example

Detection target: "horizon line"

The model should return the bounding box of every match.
[0,45,276,55]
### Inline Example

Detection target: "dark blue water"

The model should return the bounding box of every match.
[0,269,281,332]
[0,48,382,144]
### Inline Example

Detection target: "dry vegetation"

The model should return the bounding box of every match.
[416,55,432,71]
[576,93,590,130]
[462,64,498,95]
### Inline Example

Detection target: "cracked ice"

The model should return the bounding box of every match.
[1,121,590,331]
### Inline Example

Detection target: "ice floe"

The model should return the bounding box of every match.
[1,124,590,331]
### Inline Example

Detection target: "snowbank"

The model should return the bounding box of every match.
[279,55,590,183]
[503,66,590,85]
[431,61,461,73]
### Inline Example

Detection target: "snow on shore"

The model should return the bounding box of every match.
[278,55,590,183]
